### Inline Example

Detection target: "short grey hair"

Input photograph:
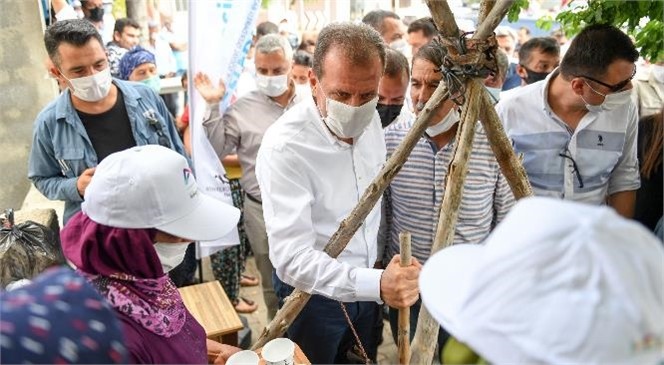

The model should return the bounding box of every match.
[313,22,385,80]
[255,33,293,63]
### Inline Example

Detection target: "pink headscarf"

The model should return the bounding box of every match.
[61,212,187,338]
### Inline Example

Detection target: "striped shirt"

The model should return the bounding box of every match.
[496,70,640,204]
[384,115,515,264]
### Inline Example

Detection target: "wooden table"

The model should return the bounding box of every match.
[178,281,244,346]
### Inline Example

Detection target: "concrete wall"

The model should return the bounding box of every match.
[0,0,58,209]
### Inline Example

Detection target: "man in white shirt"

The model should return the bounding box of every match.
[255,22,421,364]
[496,24,640,217]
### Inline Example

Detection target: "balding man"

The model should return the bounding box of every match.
[256,22,420,363]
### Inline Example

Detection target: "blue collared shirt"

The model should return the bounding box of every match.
[28,79,186,223]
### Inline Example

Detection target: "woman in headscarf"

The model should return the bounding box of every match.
[60,145,241,364]
[119,46,160,93]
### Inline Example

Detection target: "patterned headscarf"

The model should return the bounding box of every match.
[0,267,128,363]
[60,212,187,338]
[119,46,156,80]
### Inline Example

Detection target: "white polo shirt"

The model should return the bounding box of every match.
[256,97,385,303]
[496,70,640,204]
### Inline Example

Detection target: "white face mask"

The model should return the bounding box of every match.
[485,86,501,104]
[320,91,379,139]
[61,67,113,102]
[154,242,190,273]
[256,74,289,97]
[426,108,460,137]
[582,81,632,113]
[295,83,312,100]
[390,39,408,55]
[651,65,664,84]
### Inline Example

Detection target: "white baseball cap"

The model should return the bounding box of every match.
[420,197,664,364]
[82,145,240,241]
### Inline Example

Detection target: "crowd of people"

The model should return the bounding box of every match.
[1,1,663,364]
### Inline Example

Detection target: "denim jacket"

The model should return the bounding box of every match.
[28,79,186,223]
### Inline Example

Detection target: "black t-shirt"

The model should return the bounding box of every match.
[78,90,137,162]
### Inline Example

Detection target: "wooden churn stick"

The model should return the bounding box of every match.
[398,231,412,364]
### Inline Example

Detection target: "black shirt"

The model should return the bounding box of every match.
[78,90,137,162]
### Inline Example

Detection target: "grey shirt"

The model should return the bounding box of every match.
[203,88,304,200]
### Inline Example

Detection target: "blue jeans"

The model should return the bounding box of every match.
[388,299,449,352]
[273,272,379,364]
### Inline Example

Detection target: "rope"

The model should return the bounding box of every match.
[430,31,499,106]
[338,301,371,364]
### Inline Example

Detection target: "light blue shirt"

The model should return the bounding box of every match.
[28,79,186,223]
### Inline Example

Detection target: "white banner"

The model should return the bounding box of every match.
[189,0,260,258]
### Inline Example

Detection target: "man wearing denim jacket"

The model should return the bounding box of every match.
[28,19,185,224]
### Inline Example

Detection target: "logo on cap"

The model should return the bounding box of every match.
[183,168,192,184]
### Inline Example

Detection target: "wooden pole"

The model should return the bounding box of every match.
[473,0,516,40]
[477,0,496,24]
[251,85,452,350]
[424,0,459,36]
[409,79,483,365]
[398,231,412,365]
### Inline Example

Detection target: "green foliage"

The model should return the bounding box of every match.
[507,0,530,23]
[513,0,664,62]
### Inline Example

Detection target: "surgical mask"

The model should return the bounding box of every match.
[651,65,664,84]
[154,242,190,273]
[256,74,289,97]
[425,108,460,137]
[376,103,402,128]
[87,6,104,22]
[485,86,501,104]
[521,66,550,84]
[295,83,312,100]
[390,39,408,55]
[141,75,161,93]
[321,92,378,139]
[582,81,632,113]
[62,67,112,102]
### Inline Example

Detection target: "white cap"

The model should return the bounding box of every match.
[82,145,240,242]
[420,197,664,364]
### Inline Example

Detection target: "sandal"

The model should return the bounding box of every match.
[233,297,258,314]
[240,274,259,287]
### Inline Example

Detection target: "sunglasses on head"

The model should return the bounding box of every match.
[576,66,636,93]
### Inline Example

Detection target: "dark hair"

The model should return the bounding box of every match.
[385,48,409,79]
[313,22,385,80]
[44,19,103,66]
[113,17,140,35]
[407,17,437,38]
[361,10,400,35]
[256,21,278,38]
[519,26,531,36]
[560,24,638,79]
[293,50,313,67]
[639,110,663,179]
[413,42,446,69]
[518,37,560,65]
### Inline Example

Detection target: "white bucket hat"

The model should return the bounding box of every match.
[420,197,664,364]
[82,145,240,241]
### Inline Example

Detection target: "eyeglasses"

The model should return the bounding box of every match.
[576,66,636,93]
[559,149,584,188]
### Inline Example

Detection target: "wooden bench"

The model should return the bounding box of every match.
[178,281,244,346]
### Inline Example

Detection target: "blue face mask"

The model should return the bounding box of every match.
[141,75,161,93]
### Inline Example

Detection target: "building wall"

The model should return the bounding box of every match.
[0,0,58,209]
